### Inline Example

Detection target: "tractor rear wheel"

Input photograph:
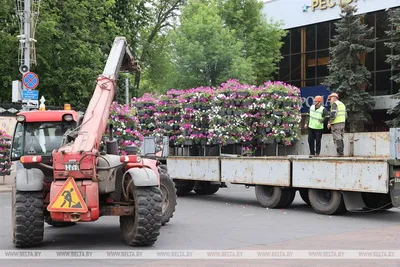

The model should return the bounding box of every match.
[175,180,194,196]
[158,165,177,226]
[120,186,162,246]
[12,188,44,248]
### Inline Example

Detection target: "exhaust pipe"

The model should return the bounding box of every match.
[70,213,81,222]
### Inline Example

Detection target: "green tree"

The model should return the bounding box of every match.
[386,8,400,127]
[170,0,254,88]
[218,0,285,84]
[324,4,375,133]
[0,0,19,103]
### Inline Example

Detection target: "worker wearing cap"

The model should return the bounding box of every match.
[327,93,346,157]
[304,96,329,156]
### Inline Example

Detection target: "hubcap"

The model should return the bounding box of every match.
[262,186,274,199]
[316,190,332,205]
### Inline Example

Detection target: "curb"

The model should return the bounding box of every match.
[0,185,12,193]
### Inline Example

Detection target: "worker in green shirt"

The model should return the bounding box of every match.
[304,96,329,156]
[327,93,347,157]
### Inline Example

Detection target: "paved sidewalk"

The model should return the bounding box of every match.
[0,163,15,193]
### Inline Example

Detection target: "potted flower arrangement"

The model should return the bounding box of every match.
[0,130,12,177]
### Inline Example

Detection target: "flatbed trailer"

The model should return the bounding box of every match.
[164,129,400,215]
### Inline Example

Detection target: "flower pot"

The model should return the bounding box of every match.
[184,139,193,146]
[275,138,281,143]
[265,127,272,133]
[137,111,146,116]
[226,110,233,115]
[226,139,235,145]
[274,111,283,116]
[174,116,181,121]
[135,102,144,108]
[200,139,207,146]
[234,110,242,116]
[237,91,250,97]
[194,139,200,145]
[259,110,266,116]
[275,119,282,125]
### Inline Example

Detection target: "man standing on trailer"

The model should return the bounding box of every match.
[327,93,347,157]
[304,96,328,156]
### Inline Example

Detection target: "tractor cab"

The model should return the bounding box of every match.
[10,106,81,180]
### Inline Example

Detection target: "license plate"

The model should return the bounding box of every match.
[65,163,80,171]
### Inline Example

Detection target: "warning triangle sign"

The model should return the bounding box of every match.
[47,177,88,213]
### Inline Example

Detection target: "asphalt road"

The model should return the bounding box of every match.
[1,184,400,267]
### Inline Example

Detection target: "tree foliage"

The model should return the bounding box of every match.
[386,8,400,127]
[218,0,286,84]
[169,0,254,88]
[324,4,375,133]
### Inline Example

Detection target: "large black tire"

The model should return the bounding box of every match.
[299,189,311,205]
[120,186,162,246]
[158,165,177,226]
[194,181,220,195]
[175,180,194,196]
[44,217,76,227]
[12,189,44,248]
[308,189,347,215]
[362,192,393,210]
[255,185,294,208]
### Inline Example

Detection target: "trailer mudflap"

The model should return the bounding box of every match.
[390,178,400,207]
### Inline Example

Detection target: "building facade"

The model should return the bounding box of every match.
[262,0,400,130]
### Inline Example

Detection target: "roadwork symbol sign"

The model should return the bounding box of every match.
[47,177,88,213]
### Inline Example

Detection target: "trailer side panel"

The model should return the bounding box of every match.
[167,157,220,181]
[221,157,291,186]
[292,158,389,193]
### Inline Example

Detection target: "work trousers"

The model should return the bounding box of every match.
[331,122,345,156]
[308,128,323,155]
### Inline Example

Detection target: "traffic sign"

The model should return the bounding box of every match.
[47,177,88,213]
[22,89,39,100]
[22,72,39,89]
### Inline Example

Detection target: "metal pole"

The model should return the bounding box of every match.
[125,77,129,105]
[24,0,31,74]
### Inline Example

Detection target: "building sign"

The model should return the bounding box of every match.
[311,0,358,12]
[300,85,332,113]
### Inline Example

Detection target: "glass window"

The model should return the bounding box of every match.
[306,24,316,52]
[306,52,316,79]
[279,55,290,81]
[376,41,391,71]
[366,49,375,72]
[392,70,400,94]
[330,21,337,45]
[291,54,301,80]
[364,13,375,34]
[317,77,326,85]
[291,28,301,54]
[376,11,390,40]
[281,32,290,55]
[375,71,391,96]
[11,122,23,159]
[306,79,316,87]
[317,22,330,50]
[367,73,375,95]
[291,80,301,88]
[316,50,329,78]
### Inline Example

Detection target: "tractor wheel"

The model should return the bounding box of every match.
[299,189,310,205]
[194,181,220,195]
[255,185,294,209]
[44,217,76,227]
[120,186,162,246]
[308,189,347,215]
[12,188,44,248]
[175,180,195,196]
[158,165,177,226]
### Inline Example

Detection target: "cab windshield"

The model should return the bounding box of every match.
[12,121,75,158]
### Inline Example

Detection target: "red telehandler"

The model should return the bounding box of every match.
[10,37,176,247]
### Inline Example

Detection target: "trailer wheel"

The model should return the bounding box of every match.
[362,193,393,210]
[12,189,44,248]
[308,189,347,215]
[255,185,294,208]
[194,181,220,195]
[158,165,177,226]
[299,189,310,205]
[175,180,194,196]
[120,186,162,246]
